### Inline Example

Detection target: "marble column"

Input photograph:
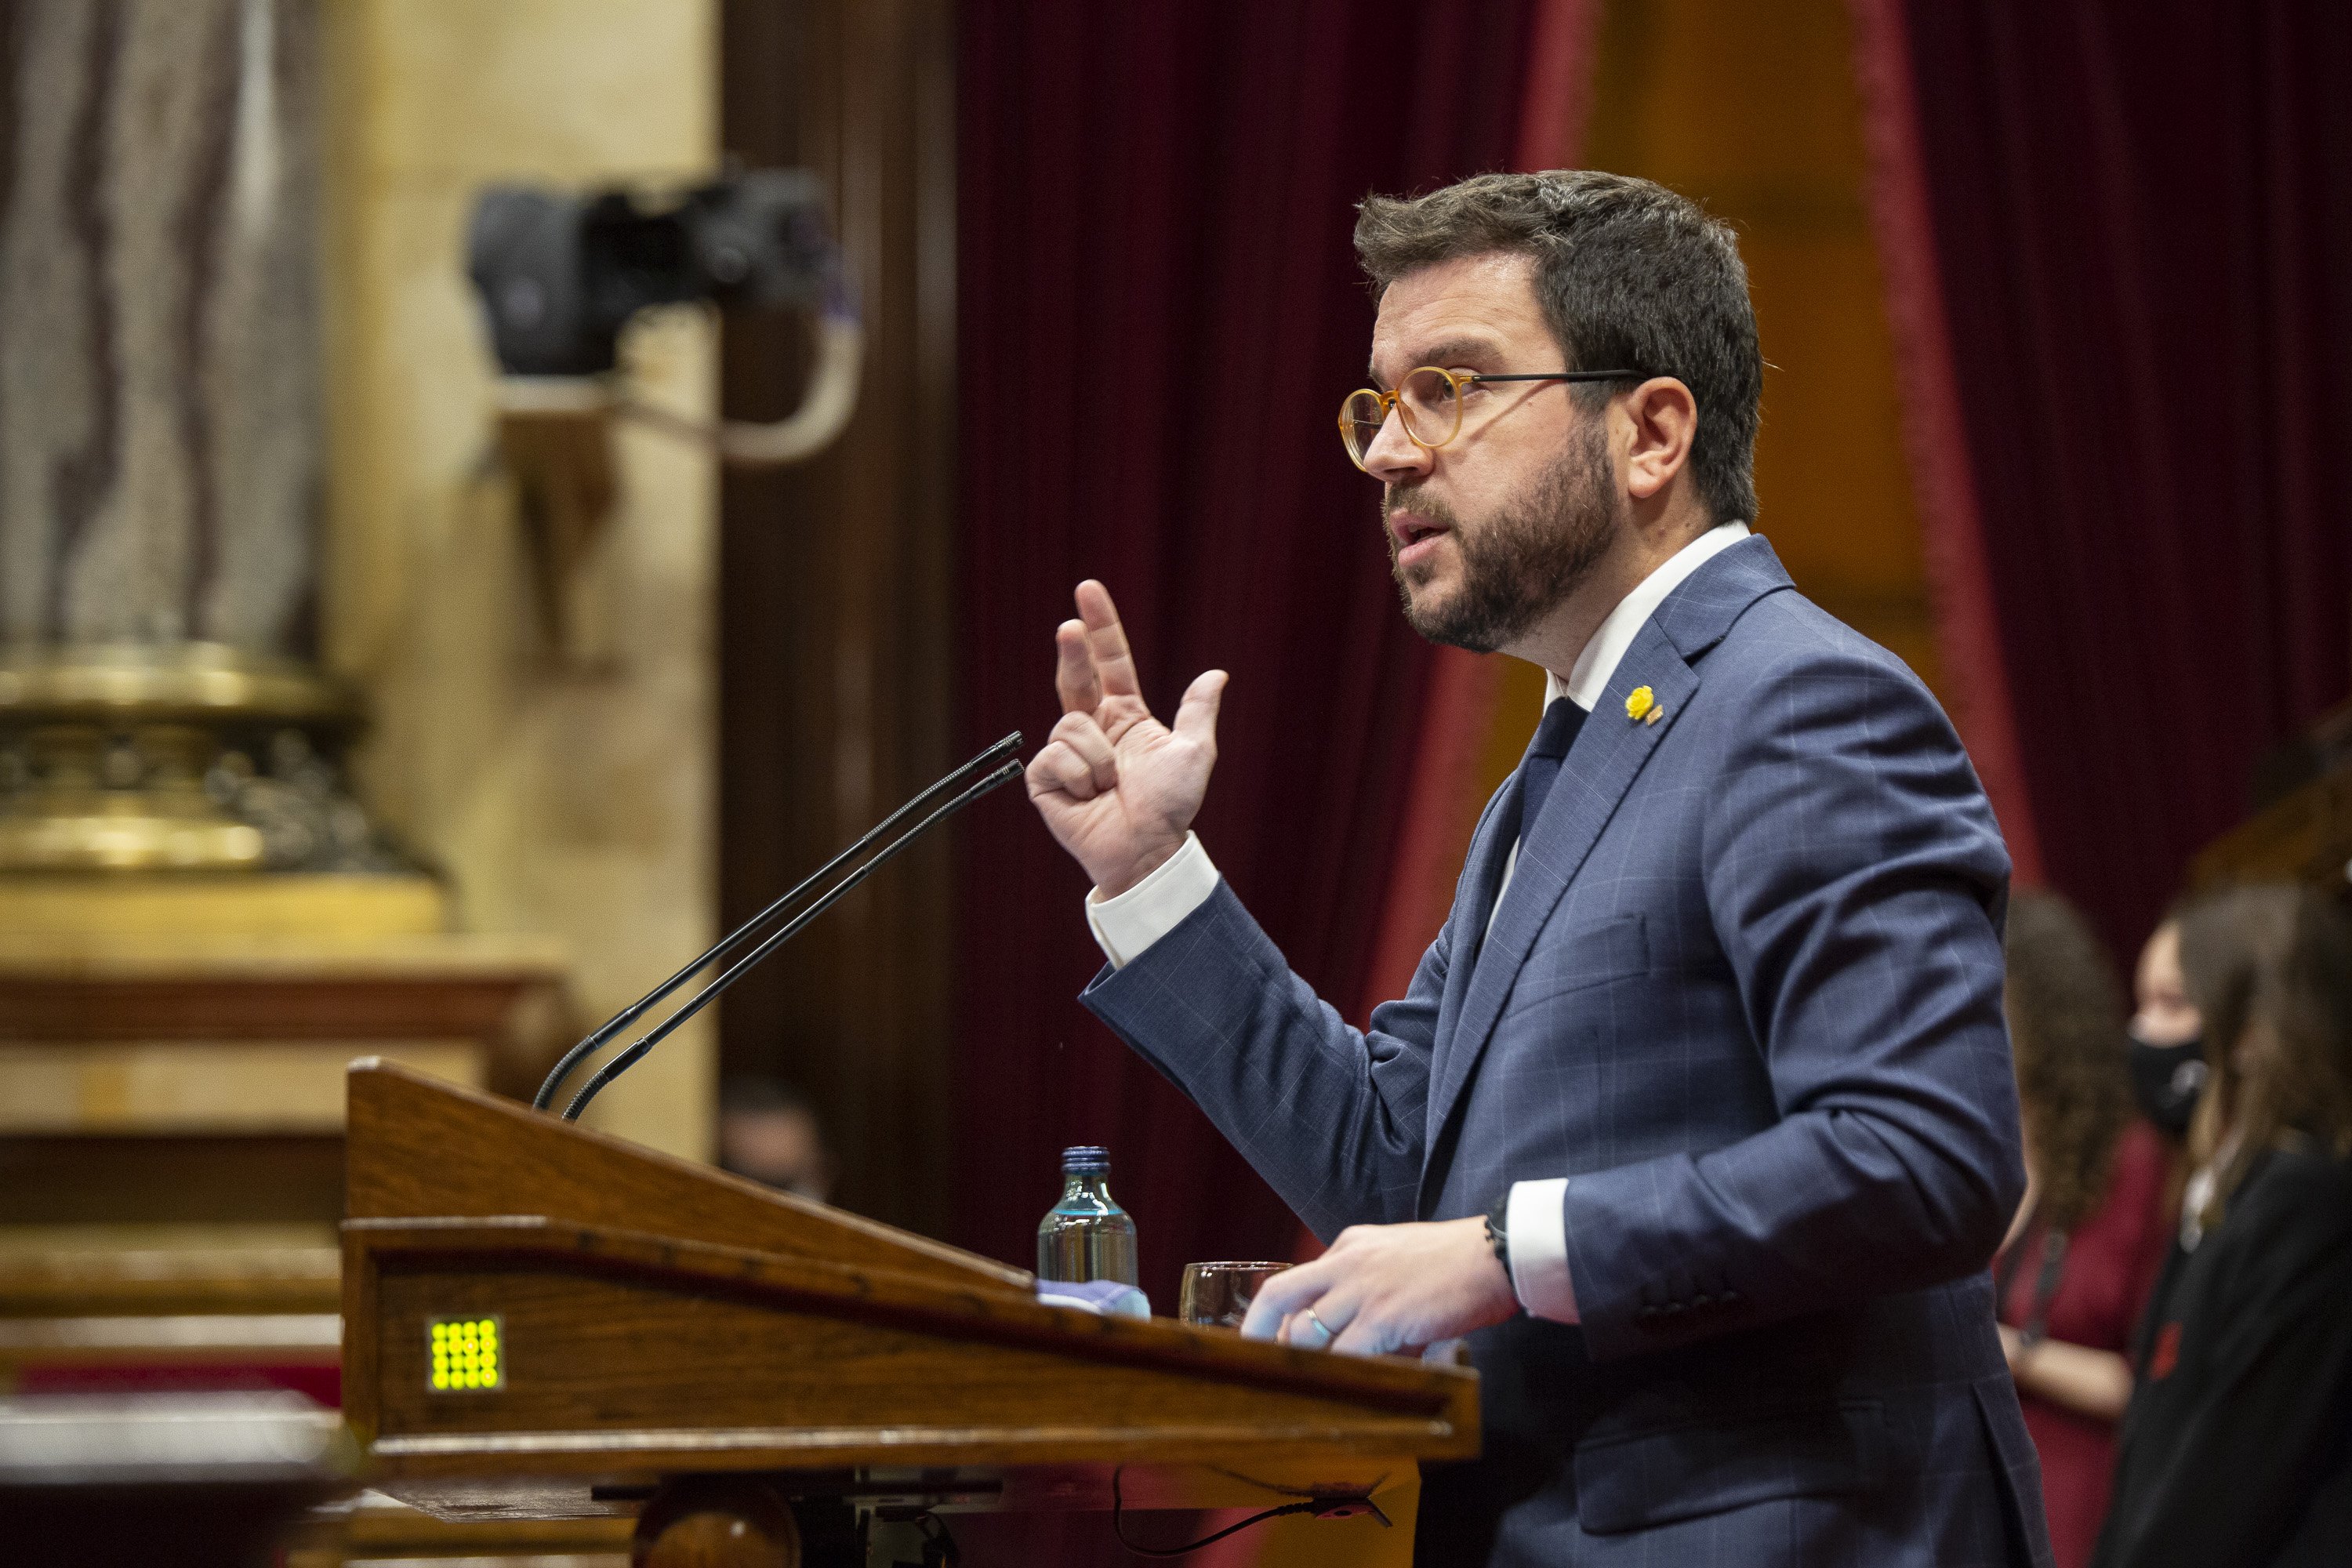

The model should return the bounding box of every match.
[0,0,321,652]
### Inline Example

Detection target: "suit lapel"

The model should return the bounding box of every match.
[1413,534,1799,1182]
[1434,778,1523,1040]
[1423,623,1700,1148]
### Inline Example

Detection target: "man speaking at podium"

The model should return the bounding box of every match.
[1025,171,2049,1567]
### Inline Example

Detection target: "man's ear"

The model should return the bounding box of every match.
[1621,377,1699,502]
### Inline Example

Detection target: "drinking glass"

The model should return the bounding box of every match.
[1178,1261,1290,1329]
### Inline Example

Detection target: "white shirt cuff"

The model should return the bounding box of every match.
[1084,832,1220,968]
[1507,1178,1577,1323]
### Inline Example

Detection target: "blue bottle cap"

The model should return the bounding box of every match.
[1061,1145,1111,1174]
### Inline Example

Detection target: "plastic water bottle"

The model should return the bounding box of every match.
[1036,1145,1138,1286]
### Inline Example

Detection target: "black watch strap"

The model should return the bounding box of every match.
[1484,1191,1513,1279]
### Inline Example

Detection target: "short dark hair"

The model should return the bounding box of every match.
[1353,170,1762,526]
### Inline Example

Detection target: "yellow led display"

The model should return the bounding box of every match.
[426,1315,503,1392]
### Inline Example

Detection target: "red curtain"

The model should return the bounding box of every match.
[1853,0,2352,960]
[953,0,1551,1308]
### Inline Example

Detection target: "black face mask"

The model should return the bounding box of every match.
[2128,1031,2207,1137]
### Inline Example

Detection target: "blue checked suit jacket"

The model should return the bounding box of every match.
[1084,537,2054,1567]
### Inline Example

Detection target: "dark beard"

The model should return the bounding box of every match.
[1387,420,1619,653]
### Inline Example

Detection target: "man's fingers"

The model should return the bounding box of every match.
[1054,620,1101,716]
[1172,670,1229,751]
[1074,580,1144,700]
[1327,1301,1397,1358]
[1051,711,1119,793]
[1285,1282,1366,1351]
[1025,739,1102,801]
[1240,1258,1328,1339]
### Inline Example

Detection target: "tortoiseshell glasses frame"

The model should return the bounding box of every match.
[1339,365,1643,470]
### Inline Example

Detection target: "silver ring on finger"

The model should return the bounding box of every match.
[1301,1306,1334,1345]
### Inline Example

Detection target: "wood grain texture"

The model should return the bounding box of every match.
[339,1069,1477,1508]
[0,1133,347,1226]
[0,0,322,650]
[346,1060,1032,1294]
[0,940,568,1101]
[349,1218,1474,1477]
[0,1236,339,1315]
[716,0,960,1238]
[282,1496,637,1566]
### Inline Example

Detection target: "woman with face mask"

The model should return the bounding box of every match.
[2129,916,2209,1145]
[1996,891,2179,1568]
[2092,884,2352,1568]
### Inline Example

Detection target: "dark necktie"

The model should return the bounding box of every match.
[1519,697,1585,837]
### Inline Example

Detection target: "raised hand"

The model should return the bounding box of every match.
[1024,580,1227,897]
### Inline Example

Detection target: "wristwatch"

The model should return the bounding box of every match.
[1484,1192,1512,1279]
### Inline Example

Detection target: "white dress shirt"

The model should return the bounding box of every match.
[1084,522,1751,1321]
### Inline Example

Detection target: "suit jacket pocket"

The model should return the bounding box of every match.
[1511,913,1649,1009]
[1573,1399,1889,1534]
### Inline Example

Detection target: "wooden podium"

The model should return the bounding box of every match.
[339,1060,1478,1564]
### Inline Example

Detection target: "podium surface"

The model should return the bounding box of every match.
[340,1061,1476,1555]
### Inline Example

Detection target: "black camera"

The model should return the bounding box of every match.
[467,169,840,378]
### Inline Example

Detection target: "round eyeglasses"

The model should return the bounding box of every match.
[1338,365,1643,470]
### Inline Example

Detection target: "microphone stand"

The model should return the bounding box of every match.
[535,732,1024,1121]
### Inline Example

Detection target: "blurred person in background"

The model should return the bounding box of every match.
[2127,915,2209,1153]
[717,1077,836,1203]
[1997,892,2176,1568]
[2092,885,2352,1568]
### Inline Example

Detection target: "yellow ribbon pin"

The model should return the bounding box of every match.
[1625,685,1655,722]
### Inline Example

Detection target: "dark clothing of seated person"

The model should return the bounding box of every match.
[2092,886,2352,1568]
[1998,1125,2172,1568]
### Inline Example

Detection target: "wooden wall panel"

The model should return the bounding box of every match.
[717,1,958,1238]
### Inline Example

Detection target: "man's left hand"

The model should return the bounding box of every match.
[1240,1217,1518,1356]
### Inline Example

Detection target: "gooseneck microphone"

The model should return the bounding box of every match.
[534,732,1024,1121]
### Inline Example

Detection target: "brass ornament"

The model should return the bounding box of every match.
[0,644,392,873]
